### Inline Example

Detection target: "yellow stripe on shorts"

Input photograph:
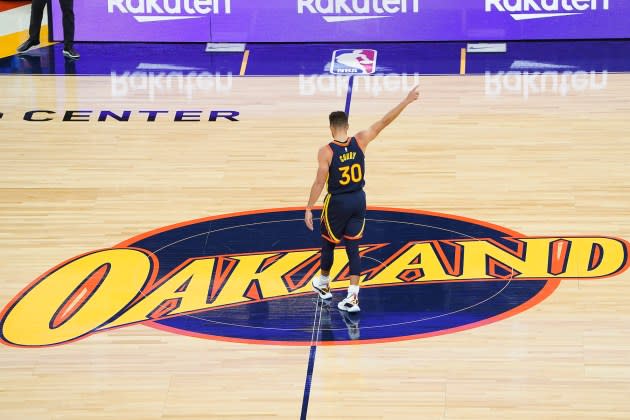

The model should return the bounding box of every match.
[322,194,340,243]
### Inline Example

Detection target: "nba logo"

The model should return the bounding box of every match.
[330,49,377,75]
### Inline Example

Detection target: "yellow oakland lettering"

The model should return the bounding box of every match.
[561,237,626,278]
[104,249,333,328]
[104,257,217,329]
[211,250,322,306]
[456,237,627,279]
[1,249,153,347]
[455,238,550,279]
[2,236,626,347]
[209,247,370,299]
[363,237,628,285]
[363,242,458,286]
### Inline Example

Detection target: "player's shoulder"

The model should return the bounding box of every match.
[352,133,368,153]
[319,143,333,153]
[318,143,334,159]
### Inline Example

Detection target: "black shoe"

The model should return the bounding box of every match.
[63,47,80,59]
[17,39,40,53]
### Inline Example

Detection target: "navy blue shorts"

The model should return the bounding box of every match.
[320,190,366,244]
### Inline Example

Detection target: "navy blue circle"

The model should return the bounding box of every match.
[127,209,550,343]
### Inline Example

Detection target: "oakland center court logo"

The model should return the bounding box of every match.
[0,208,627,347]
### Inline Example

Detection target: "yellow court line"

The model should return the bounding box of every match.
[0,26,56,59]
[239,49,250,76]
[460,47,467,75]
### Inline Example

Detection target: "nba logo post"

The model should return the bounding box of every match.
[330,49,377,75]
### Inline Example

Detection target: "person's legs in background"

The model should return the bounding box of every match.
[59,0,79,59]
[17,0,47,53]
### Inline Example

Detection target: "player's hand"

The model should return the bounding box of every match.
[406,85,420,103]
[304,209,314,231]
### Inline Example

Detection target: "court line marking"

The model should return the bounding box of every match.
[344,75,355,114]
[300,298,323,420]
[151,218,302,253]
[239,49,250,76]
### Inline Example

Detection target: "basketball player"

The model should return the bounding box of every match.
[304,85,420,312]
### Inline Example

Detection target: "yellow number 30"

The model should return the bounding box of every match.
[339,164,363,185]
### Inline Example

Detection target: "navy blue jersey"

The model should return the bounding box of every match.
[327,137,365,195]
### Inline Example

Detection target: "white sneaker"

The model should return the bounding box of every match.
[337,294,360,313]
[311,277,332,300]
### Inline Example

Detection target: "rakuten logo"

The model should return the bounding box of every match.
[485,70,608,99]
[299,73,421,97]
[298,0,419,22]
[111,68,233,99]
[108,0,231,23]
[486,0,609,20]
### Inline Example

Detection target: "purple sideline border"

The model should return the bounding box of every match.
[52,1,630,43]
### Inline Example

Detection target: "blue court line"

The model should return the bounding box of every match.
[299,76,355,420]
[299,299,323,420]
[344,76,355,116]
[299,332,319,420]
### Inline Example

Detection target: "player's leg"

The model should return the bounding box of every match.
[313,195,342,299]
[337,238,361,312]
[337,191,366,313]
[312,237,334,299]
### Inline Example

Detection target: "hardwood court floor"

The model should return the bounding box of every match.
[0,73,629,419]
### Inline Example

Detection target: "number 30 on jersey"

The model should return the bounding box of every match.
[339,164,363,185]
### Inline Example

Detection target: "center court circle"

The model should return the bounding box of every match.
[118,208,559,345]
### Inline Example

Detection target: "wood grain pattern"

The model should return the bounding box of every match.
[0,74,628,419]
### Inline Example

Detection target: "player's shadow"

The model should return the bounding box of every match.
[339,310,361,340]
[315,298,361,341]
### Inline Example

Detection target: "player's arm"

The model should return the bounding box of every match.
[355,85,420,150]
[304,146,332,231]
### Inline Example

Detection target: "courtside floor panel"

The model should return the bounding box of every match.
[2,40,630,75]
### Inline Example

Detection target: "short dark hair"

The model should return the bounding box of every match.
[329,111,348,128]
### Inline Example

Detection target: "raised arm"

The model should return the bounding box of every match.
[355,85,420,150]
[304,146,332,231]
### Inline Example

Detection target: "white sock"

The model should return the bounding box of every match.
[348,284,360,297]
[317,274,330,286]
